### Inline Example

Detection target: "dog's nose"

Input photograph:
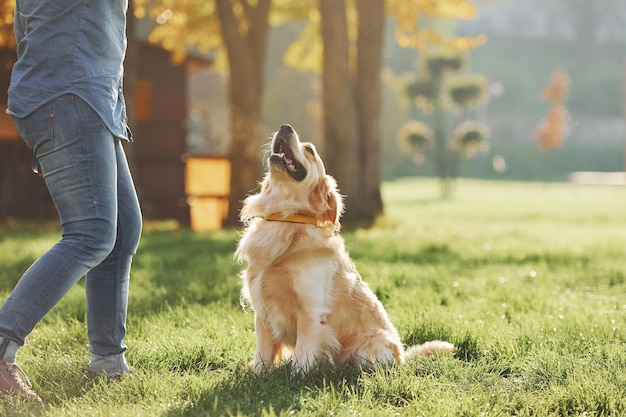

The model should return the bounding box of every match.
[279,124,294,134]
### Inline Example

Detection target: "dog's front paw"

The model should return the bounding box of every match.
[251,359,272,375]
[292,350,318,375]
[292,350,333,375]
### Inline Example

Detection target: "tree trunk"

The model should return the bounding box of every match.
[217,0,270,226]
[319,0,360,224]
[355,0,385,223]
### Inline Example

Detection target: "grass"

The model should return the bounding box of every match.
[1,178,625,416]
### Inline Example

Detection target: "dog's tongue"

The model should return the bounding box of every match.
[281,153,293,164]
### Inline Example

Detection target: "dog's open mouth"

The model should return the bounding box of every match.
[270,137,307,181]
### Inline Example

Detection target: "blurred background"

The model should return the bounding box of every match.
[0,0,624,228]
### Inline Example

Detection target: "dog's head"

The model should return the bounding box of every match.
[241,124,343,229]
[267,124,324,185]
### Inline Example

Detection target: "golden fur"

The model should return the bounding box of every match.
[236,124,456,374]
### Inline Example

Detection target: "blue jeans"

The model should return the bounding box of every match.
[0,94,142,373]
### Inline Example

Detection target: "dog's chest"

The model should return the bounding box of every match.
[251,256,337,331]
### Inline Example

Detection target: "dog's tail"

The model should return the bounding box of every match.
[405,340,457,359]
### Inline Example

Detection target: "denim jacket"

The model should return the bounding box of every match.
[7,0,130,140]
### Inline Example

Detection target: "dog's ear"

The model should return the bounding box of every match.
[313,175,343,227]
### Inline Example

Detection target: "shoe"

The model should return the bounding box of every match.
[0,360,42,403]
[86,352,131,381]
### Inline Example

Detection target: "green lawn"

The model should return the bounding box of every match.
[1,178,625,416]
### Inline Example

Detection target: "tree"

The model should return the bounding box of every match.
[277,0,385,225]
[217,0,271,225]
[134,0,273,225]
[355,0,385,221]
[398,50,490,197]
[291,0,484,223]
[127,0,486,224]
[319,0,361,224]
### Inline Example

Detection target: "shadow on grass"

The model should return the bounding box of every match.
[127,229,243,317]
[1,227,244,325]
[160,364,381,417]
[158,326,485,417]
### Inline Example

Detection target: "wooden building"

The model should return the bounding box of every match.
[0,47,52,219]
[0,43,228,229]
[132,42,190,224]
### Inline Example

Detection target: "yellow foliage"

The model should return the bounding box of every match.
[0,0,15,48]
[283,0,484,74]
[270,0,316,26]
[134,0,485,73]
[282,2,361,74]
[1,0,486,69]
[282,13,323,73]
[389,0,484,51]
[135,0,224,65]
[134,0,487,77]
[138,0,315,69]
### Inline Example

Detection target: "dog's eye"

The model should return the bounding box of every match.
[304,146,315,156]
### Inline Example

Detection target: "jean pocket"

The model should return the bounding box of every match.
[12,103,55,156]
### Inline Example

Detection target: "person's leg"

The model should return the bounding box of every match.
[86,138,142,377]
[0,336,40,401]
[0,95,119,385]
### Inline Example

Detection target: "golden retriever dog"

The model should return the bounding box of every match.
[236,124,456,374]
